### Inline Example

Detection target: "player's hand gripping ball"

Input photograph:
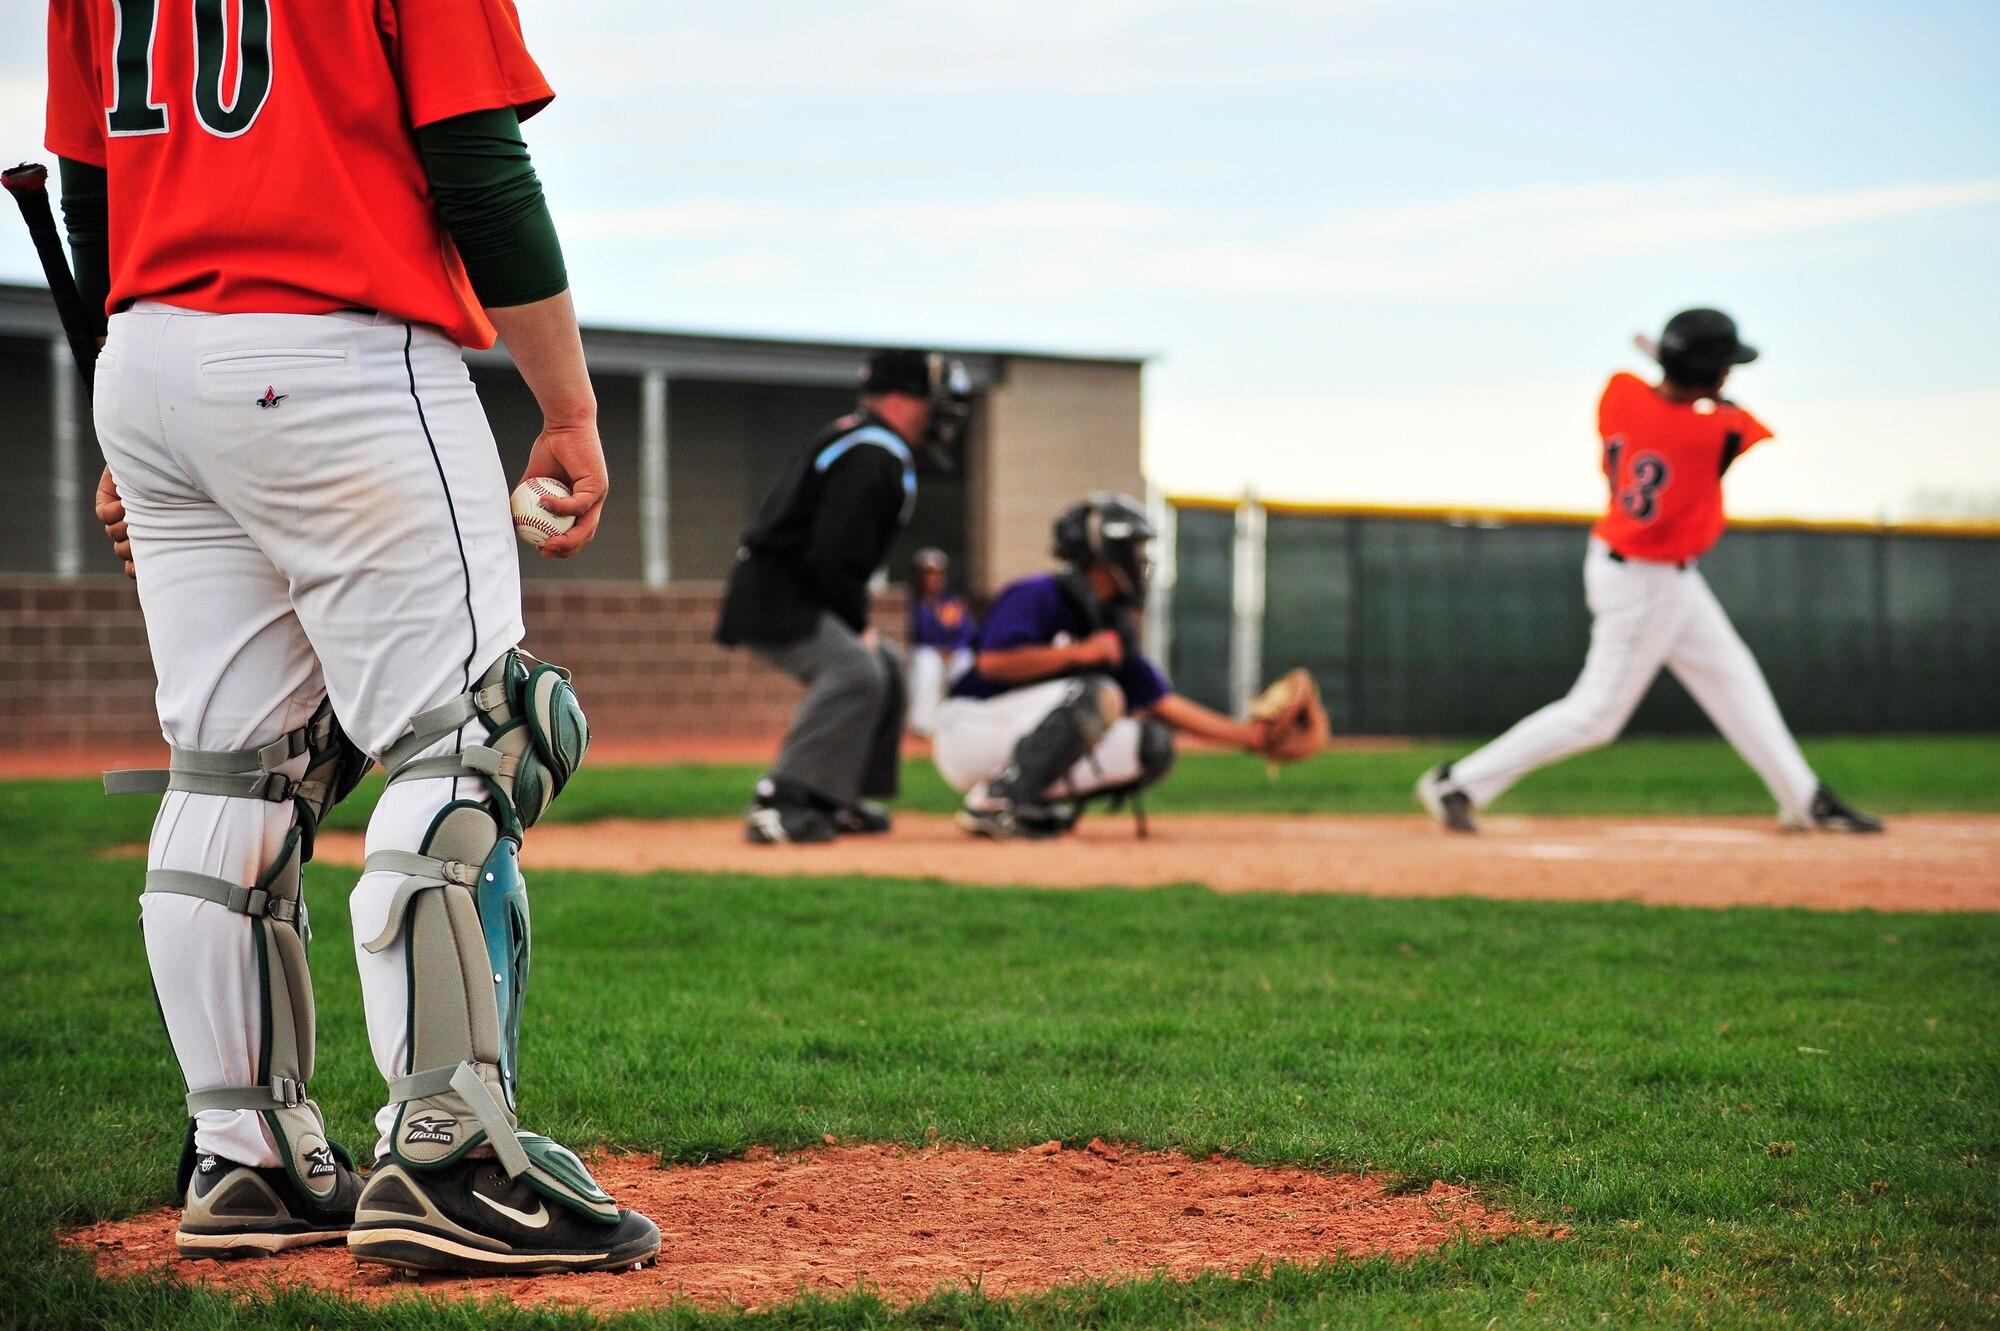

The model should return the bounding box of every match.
[511,477,576,548]
[1251,668,1332,765]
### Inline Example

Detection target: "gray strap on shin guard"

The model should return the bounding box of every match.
[363,802,616,1223]
[152,831,342,1203]
[119,699,368,1204]
[989,674,1116,804]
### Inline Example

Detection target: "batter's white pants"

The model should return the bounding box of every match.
[932,678,1151,799]
[906,645,973,738]
[1447,540,1819,819]
[96,304,525,1169]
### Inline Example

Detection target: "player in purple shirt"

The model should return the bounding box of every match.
[906,548,977,738]
[933,494,1273,838]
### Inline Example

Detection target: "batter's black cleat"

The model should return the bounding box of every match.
[348,1157,660,1275]
[176,1149,362,1259]
[1416,765,1478,833]
[1784,784,1885,834]
[833,800,893,835]
[744,778,838,844]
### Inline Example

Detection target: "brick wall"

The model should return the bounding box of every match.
[0,575,906,754]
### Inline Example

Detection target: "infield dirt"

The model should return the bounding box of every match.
[306,812,2000,912]
[67,1142,1545,1313]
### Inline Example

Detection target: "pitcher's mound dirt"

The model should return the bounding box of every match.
[66,1143,1544,1313]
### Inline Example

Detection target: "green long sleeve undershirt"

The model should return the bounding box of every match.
[56,104,567,317]
[413,104,569,309]
[56,157,110,329]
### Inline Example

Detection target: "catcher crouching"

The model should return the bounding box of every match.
[933,493,1328,839]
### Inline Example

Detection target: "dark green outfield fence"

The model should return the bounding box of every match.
[1162,500,2000,736]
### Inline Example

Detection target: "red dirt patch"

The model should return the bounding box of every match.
[65,1143,1541,1313]
[302,812,2000,913]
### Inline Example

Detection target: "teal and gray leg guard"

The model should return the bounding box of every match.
[105,699,372,1202]
[363,649,614,1223]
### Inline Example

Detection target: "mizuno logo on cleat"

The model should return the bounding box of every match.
[305,1145,337,1177]
[473,1191,550,1229]
[257,386,288,409]
[403,1115,457,1146]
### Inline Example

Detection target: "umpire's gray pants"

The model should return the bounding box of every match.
[754,612,901,806]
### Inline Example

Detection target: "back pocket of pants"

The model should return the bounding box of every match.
[199,348,349,376]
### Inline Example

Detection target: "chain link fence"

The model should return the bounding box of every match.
[1160,499,2000,735]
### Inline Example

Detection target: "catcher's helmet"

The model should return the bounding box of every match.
[1053,493,1155,605]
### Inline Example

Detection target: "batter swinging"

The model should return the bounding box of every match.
[1417,309,1883,835]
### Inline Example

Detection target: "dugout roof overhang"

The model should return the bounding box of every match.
[0,282,1148,385]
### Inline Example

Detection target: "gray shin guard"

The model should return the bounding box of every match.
[108,698,372,1203]
[989,674,1115,804]
[363,650,614,1223]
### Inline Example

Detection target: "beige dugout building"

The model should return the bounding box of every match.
[0,281,1147,752]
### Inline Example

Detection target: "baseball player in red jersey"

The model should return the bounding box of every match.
[1417,310,1883,835]
[49,0,658,1272]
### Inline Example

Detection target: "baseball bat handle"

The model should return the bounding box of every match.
[4,161,103,394]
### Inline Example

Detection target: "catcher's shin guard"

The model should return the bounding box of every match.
[988,673,1121,805]
[106,699,372,1203]
[362,649,615,1223]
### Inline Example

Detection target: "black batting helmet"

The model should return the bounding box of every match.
[1052,493,1155,605]
[1653,308,1758,388]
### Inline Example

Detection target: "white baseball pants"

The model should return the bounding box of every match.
[96,303,525,1169]
[906,645,973,738]
[932,678,1151,798]
[1447,539,1819,819]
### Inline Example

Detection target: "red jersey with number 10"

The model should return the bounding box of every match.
[1591,371,1772,564]
[44,0,553,349]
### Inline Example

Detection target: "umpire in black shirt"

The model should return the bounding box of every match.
[717,349,971,843]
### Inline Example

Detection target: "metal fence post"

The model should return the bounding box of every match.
[639,369,669,588]
[50,339,82,579]
[1145,485,1176,667]
[1229,491,1266,717]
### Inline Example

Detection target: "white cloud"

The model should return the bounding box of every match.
[535,0,1522,98]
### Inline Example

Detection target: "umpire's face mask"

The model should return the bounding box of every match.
[922,355,973,462]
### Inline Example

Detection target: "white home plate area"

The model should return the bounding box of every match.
[306,814,2000,913]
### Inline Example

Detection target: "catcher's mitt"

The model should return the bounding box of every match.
[1250,668,1331,765]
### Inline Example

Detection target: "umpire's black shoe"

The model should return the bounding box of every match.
[833,800,893,835]
[1416,765,1478,833]
[1791,784,1885,833]
[177,1149,362,1258]
[745,778,839,844]
[349,1158,660,1275]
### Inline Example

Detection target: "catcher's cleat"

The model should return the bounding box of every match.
[349,1157,660,1275]
[1416,765,1478,833]
[176,1149,362,1259]
[957,798,1074,841]
[1781,784,1885,834]
[833,800,893,835]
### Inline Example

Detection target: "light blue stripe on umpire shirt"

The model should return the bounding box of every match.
[814,426,917,525]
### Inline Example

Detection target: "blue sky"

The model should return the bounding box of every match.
[4,1,1995,518]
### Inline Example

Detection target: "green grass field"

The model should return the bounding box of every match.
[2,736,1996,1328]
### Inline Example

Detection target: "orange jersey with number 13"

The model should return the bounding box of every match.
[44,0,552,349]
[1591,371,1773,564]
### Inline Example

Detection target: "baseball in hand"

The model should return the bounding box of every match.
[511,477,576,548]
